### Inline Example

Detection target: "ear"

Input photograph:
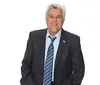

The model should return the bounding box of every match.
[62,19,65,24]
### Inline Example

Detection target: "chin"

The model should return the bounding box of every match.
[48,27,60,34]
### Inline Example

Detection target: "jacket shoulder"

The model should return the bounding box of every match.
[30,29,46,34]
[29,29,46,37]
[63,30,80,43]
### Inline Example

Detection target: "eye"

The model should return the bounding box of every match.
[48,14,54,18]
[49,15,54,18]
[56,15,62,18]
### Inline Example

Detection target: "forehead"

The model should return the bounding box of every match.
[48,8,63,15]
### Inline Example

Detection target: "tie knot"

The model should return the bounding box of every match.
[49,36,56,43]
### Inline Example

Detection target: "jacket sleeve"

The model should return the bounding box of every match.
[71,37,85,85]
[61,36,85,85]
[20,32,33,85]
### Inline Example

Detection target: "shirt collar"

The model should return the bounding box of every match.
[46,28,62,39]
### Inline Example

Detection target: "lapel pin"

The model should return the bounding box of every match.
[63,40,65,43]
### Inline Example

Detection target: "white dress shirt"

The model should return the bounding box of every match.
[44,29,62,81]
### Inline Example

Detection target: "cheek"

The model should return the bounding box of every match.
[46,19,51,24]
[58,20,63,25]
[46,21,52,28]
[48,19,53,23]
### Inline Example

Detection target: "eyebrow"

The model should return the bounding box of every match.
[48,14,62,16]
[49,14,53,15]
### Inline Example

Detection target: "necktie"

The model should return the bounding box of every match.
[43,36,56,85]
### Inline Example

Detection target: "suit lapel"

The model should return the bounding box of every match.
[39,30,46,66]
[37,29,47,82]
[54,29,68,70]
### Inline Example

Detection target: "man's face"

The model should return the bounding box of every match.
[46,8,64,36]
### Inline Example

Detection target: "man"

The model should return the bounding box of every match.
[20,3,85,85]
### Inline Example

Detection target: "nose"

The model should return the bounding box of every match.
[53,17,57,22]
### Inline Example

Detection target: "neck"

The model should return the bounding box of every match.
[49,32,57,36]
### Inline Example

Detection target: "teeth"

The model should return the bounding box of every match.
[51,23,57,26]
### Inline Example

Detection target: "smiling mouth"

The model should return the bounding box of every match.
[51,23,58,26]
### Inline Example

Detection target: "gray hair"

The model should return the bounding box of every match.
[45,3,66,20]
